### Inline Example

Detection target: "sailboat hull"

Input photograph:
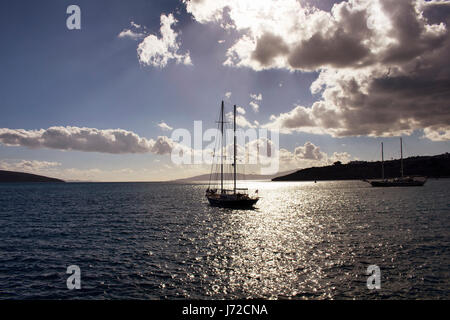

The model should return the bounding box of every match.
[207,195,259,208]
[206,102,259,209]
[368,139,427,187]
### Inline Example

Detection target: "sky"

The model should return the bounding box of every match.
[0,0,449,181]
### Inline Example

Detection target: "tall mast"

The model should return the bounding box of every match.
[233,105,237,194]
[400,137,404,178]
[221,101,224,194]
[381,142,384,180]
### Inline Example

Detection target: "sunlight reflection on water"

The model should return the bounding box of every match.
[0,180,448,299]
[194,180,449,299]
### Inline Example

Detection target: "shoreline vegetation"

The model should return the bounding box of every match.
[272,153,450,182]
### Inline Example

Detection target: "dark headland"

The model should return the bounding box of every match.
[272,153,450,181]
[0,170,65,183]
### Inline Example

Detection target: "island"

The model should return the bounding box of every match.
[0,170,65,183]
[272,153,450,181]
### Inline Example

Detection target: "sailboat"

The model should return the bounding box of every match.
[367,138,427,187]
[205,101,259,208]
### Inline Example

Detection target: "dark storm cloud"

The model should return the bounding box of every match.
[288,4,373,69]
[380,0,447,64]
[251,32,290,66]
[186,0,450,139]
[422,0,450,25]
[287,29,371,69]
[268,0,450,138]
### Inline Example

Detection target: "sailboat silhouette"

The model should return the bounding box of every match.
[205,101,259,208]
[367,138,427,187]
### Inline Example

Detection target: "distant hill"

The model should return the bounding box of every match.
[272,153,450,181]
[172,170,295,183]
[0,170,65,183]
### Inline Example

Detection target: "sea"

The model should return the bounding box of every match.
[0,179,449,299]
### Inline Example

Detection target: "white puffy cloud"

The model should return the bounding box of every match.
[249,93,262,113]
[236,106,246,115]
[236,138,354,172]
[277,142,326,167]
[151,136,175,155]
[226,112,256,128]
[277,141,354,171]
[118,21,146,40]
[184,0,450,140]
[293,141,324,161]
[423,126,450,141]
[157,121,173,131]
[250,93,262,101]
[329,151,353,164]
[0,126,176,155]
[137,14,191,68]
[249,101,260,113]
[118,29,145,40]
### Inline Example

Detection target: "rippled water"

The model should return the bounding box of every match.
[0,180,449,299]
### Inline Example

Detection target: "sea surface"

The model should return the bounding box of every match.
[0,180,449,299]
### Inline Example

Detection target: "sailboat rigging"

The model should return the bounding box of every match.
[367,138,427,187]
[205,101,259,208]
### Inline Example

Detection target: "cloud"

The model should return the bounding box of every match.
[226,112,255,128]
[131,21,142,29]
[423,126,450,141]
[118,21,146,40]
[249,93,262,112]
[238,139,351,171]
[157,121,173,131]
[0,126,176,155]
[0,159,61,173]
[287,28,371,70]
[250,93,262,101]
[185,0,450,140]
[293,142,324,161]
[0,158,205,182]
[277,141,354,171]
[186,0,382,71]
[225,91,232,99]
[151,136,175,155]
[330,152,353,164]
[137,14,192,68]
[236,106,246,115]
[251,32,290,67]
[265,105,318,134]
[118,29,146,40]
[249,101,259,113]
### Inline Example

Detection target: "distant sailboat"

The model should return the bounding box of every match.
[367,138,427,187]
[205,101,259,208]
